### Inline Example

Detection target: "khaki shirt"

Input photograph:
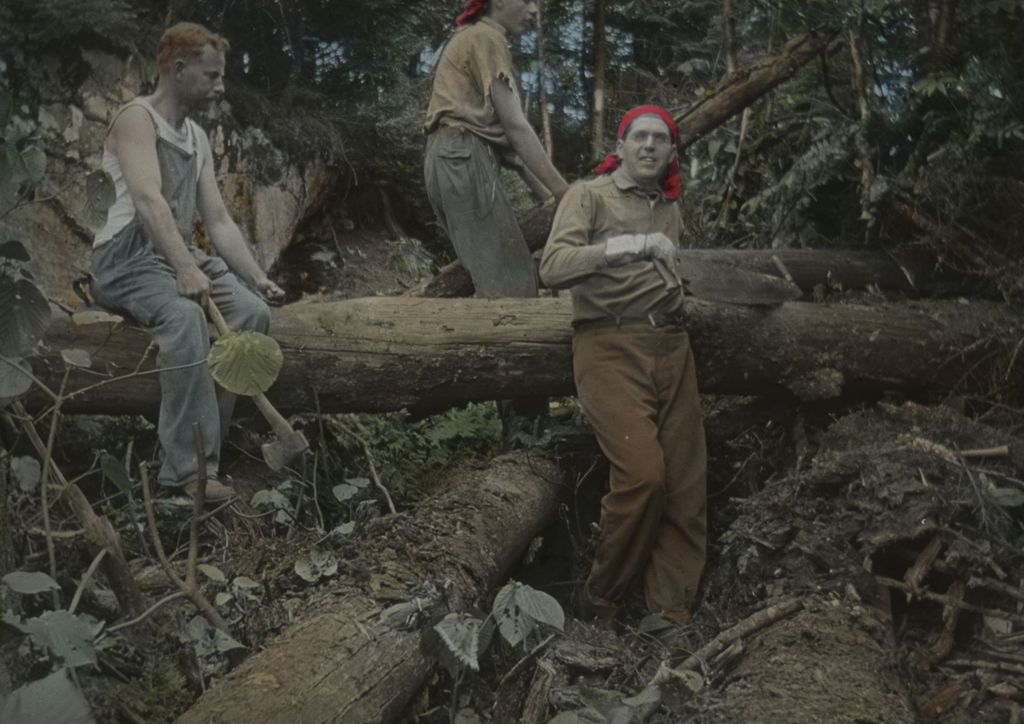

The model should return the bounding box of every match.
[540,170,686,324]
[424,18,519,149]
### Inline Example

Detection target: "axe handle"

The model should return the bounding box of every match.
[205,297,297,440]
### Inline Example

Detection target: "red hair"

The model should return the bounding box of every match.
[594,105,683,201]
[157,22,230,74]
[456,0,488,26]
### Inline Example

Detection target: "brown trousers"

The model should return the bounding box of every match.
[573,321,707,621]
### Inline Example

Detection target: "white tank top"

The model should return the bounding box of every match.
[92,98,208,248]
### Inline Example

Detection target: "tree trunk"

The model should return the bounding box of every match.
[179,455,560,724]
[590,0,608,161]
[28,296,1019,418]
[537,2,555,158]
[410,246,958,300]
[723,0,740,77]
[848,27,877,233]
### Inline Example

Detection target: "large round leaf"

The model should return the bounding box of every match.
[207,330,283,396]
[0,356,33,400]
[82,170,115,232]
[0,275,50,356]
[0,240,30,262]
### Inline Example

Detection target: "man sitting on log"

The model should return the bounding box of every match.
[90,22,284,502]
[424,0,568,298]
[539,106,707,624]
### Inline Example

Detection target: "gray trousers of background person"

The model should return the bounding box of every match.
[424,125,538,298]
[91,228,270,487]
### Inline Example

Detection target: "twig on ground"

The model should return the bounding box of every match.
[967,576,1024,605]
[944,659,1024,675]
[876,576,1024,624]
[106,592,187,635]
[496,633,558,692]
[140,433,228,632]
[13,402,147,617]
[68,549,108,615]
[335,417,397,515]
[38,368,71,609]
[677,597,804,672]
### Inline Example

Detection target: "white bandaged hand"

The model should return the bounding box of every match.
[642,232,678,264]
[604,233,678,266]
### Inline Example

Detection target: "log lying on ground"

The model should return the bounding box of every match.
[180,455,560,723]
[28,296,1020,417]
[410,247,951,299]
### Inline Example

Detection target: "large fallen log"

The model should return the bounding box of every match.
[180,455,560,723]
[674,32,837,149]
[410,247,950,299]
[27,296,1020,417]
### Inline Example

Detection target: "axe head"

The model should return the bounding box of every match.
[262,430,310,471]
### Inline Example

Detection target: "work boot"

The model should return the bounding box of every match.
[185,477,236,503]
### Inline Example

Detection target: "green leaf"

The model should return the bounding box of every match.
[181,615,245,657]
[208,331,283,396]
[0,275,50,356]
[99,453,131,493]
[198,564,226,583]
[332,483,359,502]
[330,521,355,538]
[454,709,482,724]
[294,550,338,583]
[0,357,33,401]
[10,456,41,492]
[433,613,484,672]
[13,610,98,668]
[3,571,60,595]
[82,170,115,232]
[0,668,95,724]
[232,576,261,590]
[20,146,46,184]
[0,240,30,262]
[492,581,565,648]
[986,484,1024,508]
[60,349,92,369]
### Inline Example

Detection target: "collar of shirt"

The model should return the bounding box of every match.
[477,17,511,46]
[611,168,667,202]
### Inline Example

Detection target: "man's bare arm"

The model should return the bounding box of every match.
[492,80,568,201]
[195,137,284,301]
[111,107,210,302]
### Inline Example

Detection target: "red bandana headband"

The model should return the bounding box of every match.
[594,105,683,201]
[457,0,488,26]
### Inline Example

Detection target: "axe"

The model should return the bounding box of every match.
[205,297,309,471]
[654,255,802,305]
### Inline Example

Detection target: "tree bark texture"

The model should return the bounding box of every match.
[28,296,1020,418]
[410,246,955,300]
[179,455,561,724]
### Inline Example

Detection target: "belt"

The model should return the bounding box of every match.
[574,313,686,331]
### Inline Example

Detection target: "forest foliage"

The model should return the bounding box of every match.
[2,0,1023,300]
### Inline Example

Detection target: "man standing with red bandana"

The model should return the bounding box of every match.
[540,106,706,625]
[424,0,568,297]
